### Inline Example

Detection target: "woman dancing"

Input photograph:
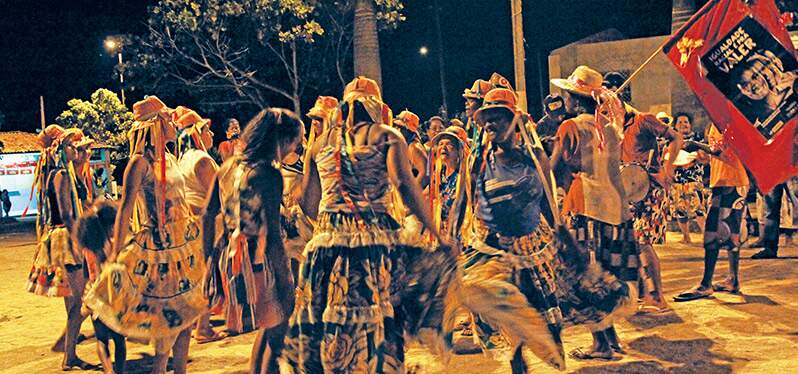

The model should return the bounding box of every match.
[84,96,207,374]
[279,76,459,372]
[203,108,304,373]
[27,125,95,370]
[174,109,224,344]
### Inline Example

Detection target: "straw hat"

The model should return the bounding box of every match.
[489,72,514,91]
[133,96,168,121]
[61,128,94,149]
[307,96,339,119]
[432,125,469,147]
[395,110,420,132]
[37,124,65,149]
[462,79,492,99]
[551,65,604,97]
[343,76,382,102]
[474,88,520,124]
[656,111,672,125]
[174,110,209,130]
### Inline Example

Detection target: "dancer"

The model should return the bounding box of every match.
[669,112,709,244]
[279,77,458,372]
[675,124,750,300]
[174,109,225,344]
[84,96,207,374]
[449,87,570,372]
[394,110,429,187]
[428,125,470,239]
[76,199,126,374]
[203,108,303,374]
[27,125,96,370]
[424,115,447,150]
[550,66,638,360]
[620,100,683,314]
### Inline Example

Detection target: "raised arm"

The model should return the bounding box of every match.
[384,127,443,244]
[298,132,322,220]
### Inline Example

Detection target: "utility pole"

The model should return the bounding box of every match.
[510,0,528,112]
[432,0,448,117]
[117,52,126,105]
[40,96,45,130]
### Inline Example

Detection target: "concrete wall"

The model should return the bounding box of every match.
[549,31,798,134]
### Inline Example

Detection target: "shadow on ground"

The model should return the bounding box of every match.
[572,335,737,373]
[627,312,685,330]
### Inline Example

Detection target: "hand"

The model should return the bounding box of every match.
[653,167,674,187]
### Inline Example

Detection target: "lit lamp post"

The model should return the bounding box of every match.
[104,36,125,105]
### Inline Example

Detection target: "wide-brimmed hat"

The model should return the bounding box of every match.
[656,111,672,125]
[489,72,514,90]
[474,88,520,124]
[432,125,468,147]
[343,76,382,102]
[395,110,420,132]
[61,128,94,149]
[133,96,168,121]
[463,79,492,99]
[551,65,604,97]
[175,110,209,130]
[37,124,65,149]
[307,96,339,119]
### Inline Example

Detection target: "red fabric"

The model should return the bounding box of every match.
[663,0,798,192]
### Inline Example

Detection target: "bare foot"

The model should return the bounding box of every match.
[679,237,691,244]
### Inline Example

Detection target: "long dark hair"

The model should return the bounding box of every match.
[75,199,118,263]
[241,108,304,165]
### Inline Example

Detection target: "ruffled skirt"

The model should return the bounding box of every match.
[27,226,80,297]
[83,219,207,341]
[279,212,458,373]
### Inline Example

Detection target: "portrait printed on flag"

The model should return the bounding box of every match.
[701,17,798,140]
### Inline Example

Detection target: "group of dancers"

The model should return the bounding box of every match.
[26,64,753,373]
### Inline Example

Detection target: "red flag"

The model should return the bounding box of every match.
[664,0,798,192]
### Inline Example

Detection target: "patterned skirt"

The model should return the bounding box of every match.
[669,181,709,222]
[27,226,81,297]
[218,228,285,334]
[460,223,566,371]
[83,219,207,341]
[632,185,668,245]
[279,212,458,373]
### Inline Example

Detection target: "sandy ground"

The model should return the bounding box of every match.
[2,226,798,374]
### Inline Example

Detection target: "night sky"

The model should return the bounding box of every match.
[0,0,680,134]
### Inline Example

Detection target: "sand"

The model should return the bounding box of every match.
[2,227,797,373]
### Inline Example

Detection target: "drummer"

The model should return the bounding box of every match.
[618,85,684,314]
[668,112,709,244]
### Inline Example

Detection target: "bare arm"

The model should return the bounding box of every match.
[410,144,429,189]
[202,172,221,259]
[192,156,218,215]
[384,127,443,243]
[111,155,145,258]
[658,127,684,187]
[299,132,322,220]
[52,171,76,233]
[259,170,295,313]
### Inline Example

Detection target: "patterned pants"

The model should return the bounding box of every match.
[632,186,668,245]
[704,187,747,249]
[669,181,709,223]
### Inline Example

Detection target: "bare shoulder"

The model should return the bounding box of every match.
[372,124,405,146]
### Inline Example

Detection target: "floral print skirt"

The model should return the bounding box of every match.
[279,212,458,373]
[27,226,80,297]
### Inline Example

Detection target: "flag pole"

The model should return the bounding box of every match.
[613,0,720,95]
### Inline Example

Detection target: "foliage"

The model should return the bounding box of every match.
[129,0,404,115]
[55,89,134,166]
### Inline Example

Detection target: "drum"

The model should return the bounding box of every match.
[620,164,650,203]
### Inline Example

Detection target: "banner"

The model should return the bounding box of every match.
[664,0,798,192]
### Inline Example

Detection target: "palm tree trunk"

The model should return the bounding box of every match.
[353,0,382,88]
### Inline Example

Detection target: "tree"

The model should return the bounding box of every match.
[55,89,134,168]
[130,0,404,115]
[353,0,382,87]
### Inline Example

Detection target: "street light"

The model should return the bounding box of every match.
[419,46,429,56]
[104,36,125,105]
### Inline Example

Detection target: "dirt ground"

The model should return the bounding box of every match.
[2,226,798,373]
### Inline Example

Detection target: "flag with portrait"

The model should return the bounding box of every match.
[664,0,798,192]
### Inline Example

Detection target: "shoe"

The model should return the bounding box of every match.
[673,286,713,302]
[750,250,777,259]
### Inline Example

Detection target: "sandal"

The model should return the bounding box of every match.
[673,287,713,302]
[194,330,228,344]
[568,347,617,361]
[712,281,740,294]
[636,304,670,314]
[61,359,99,371]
